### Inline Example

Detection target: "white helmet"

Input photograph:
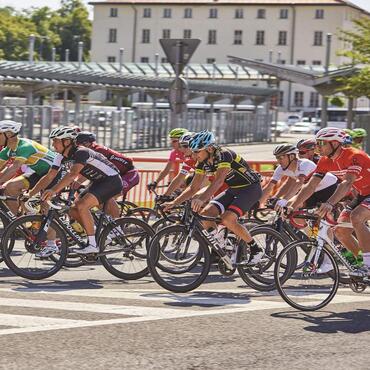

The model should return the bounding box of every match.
[179,132,195,146]
[0,120,22,134]
[49,126,79,140]
[316,127,346,143]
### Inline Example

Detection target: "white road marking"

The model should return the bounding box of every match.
[0,314,83,328]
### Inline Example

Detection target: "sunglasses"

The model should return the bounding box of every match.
[298,150,309,155]
[275,155,287,160]
[171,139,179,143]
[316,140,327,147]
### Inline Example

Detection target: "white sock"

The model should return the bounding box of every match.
[88,235,96,247]
[46,240,57,247]
[363,252,370,268]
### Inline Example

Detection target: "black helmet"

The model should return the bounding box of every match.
[273,144,298,156]
[76,131,96,145]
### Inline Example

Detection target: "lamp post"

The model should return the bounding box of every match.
[39,36,50,61]
[29,34,35,64]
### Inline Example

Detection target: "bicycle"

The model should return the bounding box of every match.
[1,196,154,280]
[274,209,369,311]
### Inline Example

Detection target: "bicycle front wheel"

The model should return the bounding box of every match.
[274,241,339,311]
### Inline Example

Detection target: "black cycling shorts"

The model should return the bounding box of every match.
[210,182,262,217]
[22,173,43,189]
[83,175,123,204]
[305,182,338,208]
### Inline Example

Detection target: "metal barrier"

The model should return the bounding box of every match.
[125,158,277,207]
[0,106,271,150]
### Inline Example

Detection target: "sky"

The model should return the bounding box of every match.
[0,0,370,13]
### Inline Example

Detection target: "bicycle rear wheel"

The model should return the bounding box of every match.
[99,217,154,280]
[1,214,68,280]
[274,241,339,311]
[147,225,211,293]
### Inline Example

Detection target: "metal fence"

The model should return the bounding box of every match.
[0,105,271,150]
[355,114,370,154]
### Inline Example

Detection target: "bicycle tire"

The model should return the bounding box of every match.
[0,213,12,264]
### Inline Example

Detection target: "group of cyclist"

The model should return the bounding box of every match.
[0,117,369,280]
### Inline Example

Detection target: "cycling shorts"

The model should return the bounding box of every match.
[83,175,123,204]
[20,173,43,189]
[339,193,370,221]
[305,182,338,208]
[210,182,262,217]
[121,169,140,196]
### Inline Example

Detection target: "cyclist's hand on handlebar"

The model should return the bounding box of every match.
[147,181,157,192]
[163,201,175,212]
[317,202,333,218]
[41,189,55,202]
[19,192,30,203]
[191,198,204,213]
[274,198,288,212]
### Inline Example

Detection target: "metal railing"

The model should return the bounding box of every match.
[0,105,271,150]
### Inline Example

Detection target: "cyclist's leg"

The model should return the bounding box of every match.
[121,169,140,199]
[335,207,360,256]
[350,199,370,261]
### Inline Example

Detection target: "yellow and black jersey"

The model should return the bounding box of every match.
[195,148,261,188]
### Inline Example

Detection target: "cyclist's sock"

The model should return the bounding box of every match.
[88,235,97,247]
[362,252,370,268]
[247,240,261,254]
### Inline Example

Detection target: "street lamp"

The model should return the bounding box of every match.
[38,36,50,61]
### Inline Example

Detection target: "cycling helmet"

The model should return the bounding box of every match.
[169,128,188,139]
[343,134,353,146]
[351,128,367,138]
[76,131,97,145]
[49,126,79,140]
[189,130,216,151]
[273,144,298,156]
[179,132,195,147]
[315,127,346,143]
[296,139,316,151]
[343,128,353,136]
[0,120,22,134]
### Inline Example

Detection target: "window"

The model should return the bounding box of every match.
[161,57,167,63]
[140,57,149,63]
[142,29,150,43]
[184,8,192,18]
[256,30,265,45]
[277,91,284,107]
[107,56,116,63]
[184,29,192,39]
[209,8,218,18]
[234,30,243,45]
[294,91,304,107]
[108,28,117,43]
[280,9,288,19]
[278,31,287,45]
[110,8,118,17]
[162,29,171,39]
[315,9,324,19]
[208,30,217,44]
[207,58,216,64]
[310,92,319,107]
[314,31,323,46]
[163,8,172,18]
[235,9,244,19]
[312,60,322,65]
[279,60,286,64]
[143,8,151,18]
[257,9,266,19]
[297,60,306,65]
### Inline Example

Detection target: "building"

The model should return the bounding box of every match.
[89,0,370,113]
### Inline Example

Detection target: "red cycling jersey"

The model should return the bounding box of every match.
[90,143,134,175]
[314,147,370,196]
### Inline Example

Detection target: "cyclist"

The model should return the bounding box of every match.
[287,127,370,278]
[0,120,55,215]
[147,128,188,191]
[296,139,320,163]
[164,130,265,265]
[351,128,367,150]
[261,144,337,211]
[342,129,353,148]
[41,126,123,255]
[75,131,139,207]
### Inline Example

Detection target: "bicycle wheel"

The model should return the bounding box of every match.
[147,224,211,293]
[0,214,11,264]
[237,226,292,291]
[1,214,68,280]
[99,217,154,280]
[275,241,339,311]
[126,207,158,225]
[118,200,138,217]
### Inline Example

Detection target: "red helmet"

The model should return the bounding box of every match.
[316,127,346,143]
[297,139,316,151]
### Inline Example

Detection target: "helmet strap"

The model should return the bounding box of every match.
[282,155,296,171]
[61,139,74,156]
[328,142,340,159]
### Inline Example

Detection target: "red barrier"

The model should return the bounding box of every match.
[125,157,278,207]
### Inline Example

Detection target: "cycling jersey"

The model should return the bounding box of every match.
[89,143,134,175]
[272,158,337,192]
[180,157,197,175]
[314,147,370,196]
[195,148,261,188]
[169,149,185,163]
[0,138,55,176]
[52,147,119,181]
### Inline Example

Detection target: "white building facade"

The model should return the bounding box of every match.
[89,0,370,113]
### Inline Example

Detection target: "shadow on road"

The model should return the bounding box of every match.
[271,309,370,334]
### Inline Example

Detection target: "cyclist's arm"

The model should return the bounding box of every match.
[29,168,59,196]
[198,167,229,203]
[283,176,306,201]
[289,175,322,210]
[326,172,356,206]
[260,180,276,204]
[49,163,84,194]
[172,172,205,206]
[164,172,186,196]
[0,160,23,185]
[155,161,173,184]
[274,177,297,199]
